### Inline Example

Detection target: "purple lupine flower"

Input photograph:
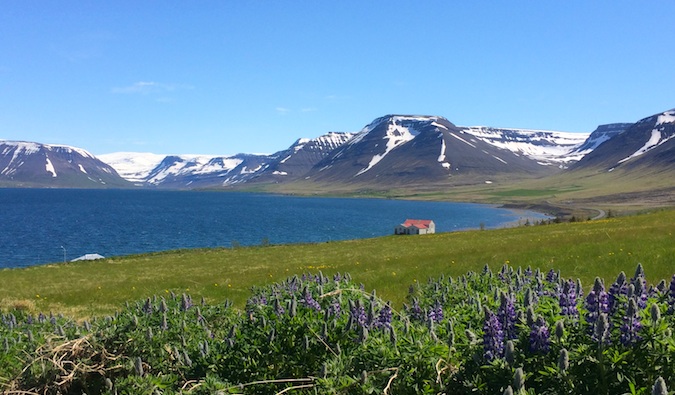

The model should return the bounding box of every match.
[631,266,648,309]
[620,298,642,346]
[301,286,322,312]
[333,273,342,282]
[181,293,194,311]
[409,297,424,322]
[498,292,517,340]
[559,279,579,317]
[593,313,611,345]
[525,266,533,277]
[529,316,551,353]
[608,271,628,314]
[546,269,557,283]
[349,300,367,328]
[483,307,505,362]
[428,300,444,323]
[273,298,285,316]
[327,297,341,317]
[375,303,393,330]
[668,274,675,314]
[142,298,153,314]
[586,277,609,328]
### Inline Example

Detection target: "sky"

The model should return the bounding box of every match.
[1,1,674,156]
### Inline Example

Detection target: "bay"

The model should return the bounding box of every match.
[0,189,548,269]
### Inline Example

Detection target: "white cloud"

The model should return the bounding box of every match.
[301,107,317,112]
[111,81,193,95]
[276,107,291,115]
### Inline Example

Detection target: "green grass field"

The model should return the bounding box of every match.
[1,208,674,319]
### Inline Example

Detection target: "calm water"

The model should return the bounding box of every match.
[0,189,548,269]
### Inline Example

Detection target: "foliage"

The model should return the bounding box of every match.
[2,264,675,394]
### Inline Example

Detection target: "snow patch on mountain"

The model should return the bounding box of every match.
[463,127,589,165]
[655,109,675,126]
[355,116,423,176]
[617,111,675,165]
[45,157,57,177]
[98,152,167,183]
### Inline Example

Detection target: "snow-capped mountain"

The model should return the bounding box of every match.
[9,109,670,190]
[304,115,556,185]
[462,126,589,167]
[247,132,357,183]
[565,123,631,161]
[0,140,129,187]
[572,109,675,172]
[97,152,167,184]
[98,131,357,188]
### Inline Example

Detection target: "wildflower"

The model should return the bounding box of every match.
[327,297,341,317]
[652,376,668,395]
[142,298,153,314]
[301,286,322,312]
[374,302,393,330]
[559,279,579,317]
[428,300,444,323]
[505,340,515,365]
[498,292,517,340]
[631,266,649,309]
[529,316,550,353]
[134,357,144,376]
[349,300,367,328]
[554,320,565,341]
[181,293,194,311]
[593,313,611,345]
[483,307,504,361]
[619,298,642,346]
[446,319,456,348]
[409,297,424,321]
[273,298,285,316]
[513,367,525,392]
[558,348,569,372]
[585,277,609,329]
[650,303,661,324]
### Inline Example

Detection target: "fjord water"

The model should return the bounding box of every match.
[0,189,547,269]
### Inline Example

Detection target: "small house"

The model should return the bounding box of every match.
[394,219,435,235]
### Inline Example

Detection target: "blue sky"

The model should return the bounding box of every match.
[1,1,674,156]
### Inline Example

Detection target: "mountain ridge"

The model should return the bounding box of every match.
[3,108,672,191]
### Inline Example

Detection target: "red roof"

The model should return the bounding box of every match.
[401,219,433,229]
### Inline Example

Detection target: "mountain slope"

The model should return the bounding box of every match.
[463,126,589,166]
[571,109,675,172]
[305,115,556,186]
[99,132,357,188]
[247,132,357,184]
[0,141,130,187]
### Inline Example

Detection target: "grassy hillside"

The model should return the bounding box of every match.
[1,208,673,319]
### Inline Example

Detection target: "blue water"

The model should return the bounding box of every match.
[0,189,548,269]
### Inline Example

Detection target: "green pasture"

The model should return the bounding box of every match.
[1,208,674,319]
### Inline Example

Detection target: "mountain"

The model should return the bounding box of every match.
[246,132,357,184]
[99,152,269,188]
[462,126,589,167]
[571,109,675,172]
[0,140,130,188]
[303,115,562,186]
[565,123,632,161]
[98,132,356,188]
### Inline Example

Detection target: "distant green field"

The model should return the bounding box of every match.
[1,208,674,318]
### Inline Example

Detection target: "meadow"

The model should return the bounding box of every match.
[0,208,673,318]
[1,208,674,394]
